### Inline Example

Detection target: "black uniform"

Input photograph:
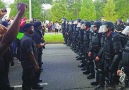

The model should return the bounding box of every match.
[118,39,129,88]
[89,31,102,80]
[97,32,122,88]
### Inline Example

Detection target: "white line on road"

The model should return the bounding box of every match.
[13,83,48,88]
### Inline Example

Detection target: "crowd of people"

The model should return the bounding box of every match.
[62,18,129,90]
[46,21,61,33]
[0,3,45,90]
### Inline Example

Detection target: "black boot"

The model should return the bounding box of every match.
[91,71,99,86]
[87,74,95,79]
[32,84,43,89]
[83,70,90,75]
[95,85,105,90]
[91,81,98,86]
[76,57,82,60]
[78,63,84,67]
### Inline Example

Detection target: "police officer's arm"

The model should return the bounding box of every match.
[95,34,104,61]
[0,3,26,57]
[96,47,103,58]
[88,32,92,52]
[110,36,122,70]
[88,32,92,57]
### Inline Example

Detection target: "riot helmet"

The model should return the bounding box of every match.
[93,21,102,29]
[68,20,72,25]
[62,18,67,23]
[103,21,114,32]
[84,21,91,28]
[122,26,129,36]
[77,18,81,23]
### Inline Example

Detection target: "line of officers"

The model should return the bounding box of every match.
[62,18,129,90]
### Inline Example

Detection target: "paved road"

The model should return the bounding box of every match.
[9,44,96,90]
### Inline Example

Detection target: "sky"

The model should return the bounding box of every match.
[2,0,14,4]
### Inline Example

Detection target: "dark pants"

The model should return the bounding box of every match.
[0,60,11,90]
[22,68,34,90]
[3,61,10,87]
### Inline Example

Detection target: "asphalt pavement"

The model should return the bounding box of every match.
[9,44,96,90]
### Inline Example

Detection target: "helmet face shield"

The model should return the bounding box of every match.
[103,25,108,33]
[122,26,129,36]
[90,25,95,32]
[98,25,106,33]
[81,24,85,29]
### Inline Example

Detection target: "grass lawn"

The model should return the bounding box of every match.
[44,33,64,43]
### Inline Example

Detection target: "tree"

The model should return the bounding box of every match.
[65,0,82,20]
[79,0,96,20]
[10,0,42,20]
[45,9,52,21]
[115,0,129,21]
[102,0,117,22]
[0,0,5,8]
[51,0,66,22]
[93,0,105,20]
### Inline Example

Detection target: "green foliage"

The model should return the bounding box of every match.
[32,0,43,20]
[9,0,42,20]
[102,0,117,22]
[8,0,129,22]
[51,1,66,22]
[0,0,5,8]
[115,0,129,21]
[45,9,52,21]
[93,0,105,20]
[66,0,81,20]
[79,0,96,20]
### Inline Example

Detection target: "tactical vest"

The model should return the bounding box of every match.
[103,32,119,59]
[83,30,90,45]
[91,32,100,48]
[69,25,73,33]
[75,27,80,36]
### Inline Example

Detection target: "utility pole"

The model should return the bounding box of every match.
[29,0,32,20]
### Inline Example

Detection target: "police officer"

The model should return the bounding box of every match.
[88,21,102,82]
[76,21,84,60]
[80,22,91,75]
[33,21,45,82]
[115,19,125,33]
[71,20,77,51]
[20,23,43,90]
[0,3,27,90]
[61,18,67,44]
[67,20,73,46]
[117,26,129,90]
[95,22,122,89]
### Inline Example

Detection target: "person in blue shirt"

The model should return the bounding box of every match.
[20,23,43,90]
